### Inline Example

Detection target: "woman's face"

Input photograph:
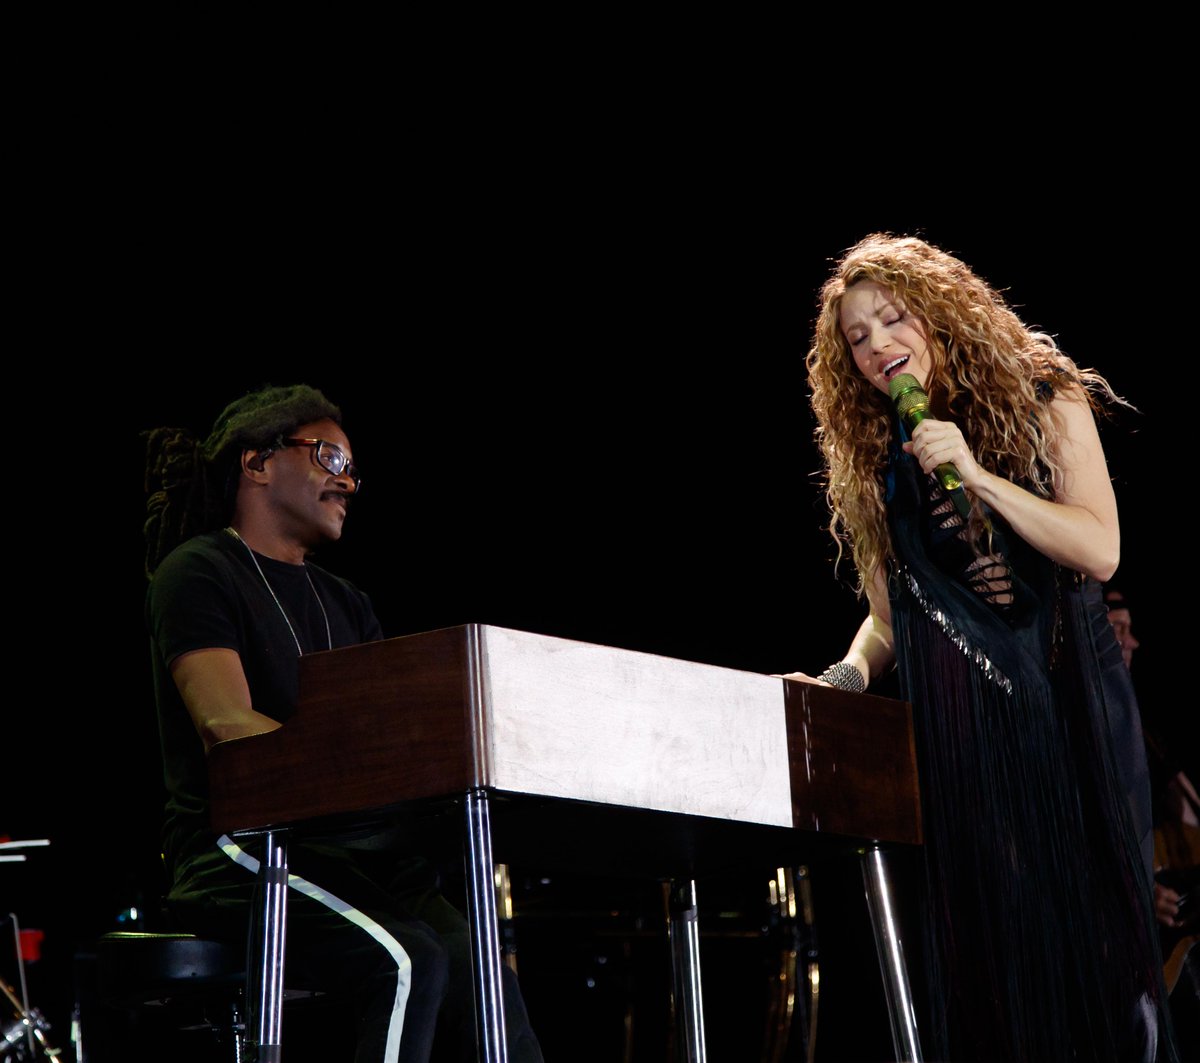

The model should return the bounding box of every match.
[839,281,932,395]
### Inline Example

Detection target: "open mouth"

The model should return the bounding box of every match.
[882,355,910,379]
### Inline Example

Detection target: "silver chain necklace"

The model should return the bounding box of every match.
[225,527,332,656]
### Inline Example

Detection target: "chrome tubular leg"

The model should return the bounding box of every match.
[249,832,289,1063]
[669,878,707,1063]
[465,790,508,1063]
[861,846,922,1062]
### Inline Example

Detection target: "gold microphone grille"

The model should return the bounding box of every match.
[895,387,927,420]
[888,374,928,421]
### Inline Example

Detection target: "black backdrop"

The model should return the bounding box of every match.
[5,195,1178,1058]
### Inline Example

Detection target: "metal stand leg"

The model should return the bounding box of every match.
[668,878,707,1063]
[860,846,922,1062]
[465,790,508,1063]
[248,831,289,1063]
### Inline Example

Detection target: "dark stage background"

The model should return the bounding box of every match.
[5,200,1178,1060]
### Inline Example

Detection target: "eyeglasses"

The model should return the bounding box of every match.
[278,437,362,493]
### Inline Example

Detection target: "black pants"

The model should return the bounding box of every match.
[168,836,543,1063]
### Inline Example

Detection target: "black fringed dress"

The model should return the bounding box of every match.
[885,433,1176,1062]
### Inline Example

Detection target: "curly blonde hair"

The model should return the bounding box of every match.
[807,233,1117,593]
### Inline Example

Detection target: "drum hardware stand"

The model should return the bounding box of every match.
[1,838,62,1061]
[763,865,818,1063]
[1,973,57,1062]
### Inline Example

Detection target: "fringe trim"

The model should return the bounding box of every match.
[902,567,1014,695]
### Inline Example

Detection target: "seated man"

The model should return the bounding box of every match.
[144,384,542,1063]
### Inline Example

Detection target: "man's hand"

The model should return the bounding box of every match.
[1155,881,1183,929]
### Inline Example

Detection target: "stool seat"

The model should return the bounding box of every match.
[95,931,244,1008]
[88,930,334,1061]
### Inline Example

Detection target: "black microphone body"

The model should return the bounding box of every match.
[888,373,971,519]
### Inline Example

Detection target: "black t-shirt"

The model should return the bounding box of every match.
[146,529,383,882]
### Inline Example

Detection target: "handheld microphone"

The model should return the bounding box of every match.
[888,373,971,520]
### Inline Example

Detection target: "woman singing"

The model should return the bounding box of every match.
[794,234,1176,1061]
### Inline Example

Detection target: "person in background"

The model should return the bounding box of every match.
[1106,585,1198,1053]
